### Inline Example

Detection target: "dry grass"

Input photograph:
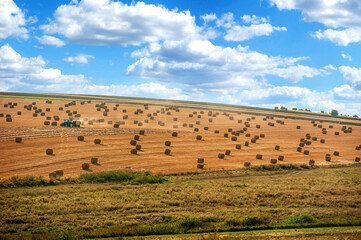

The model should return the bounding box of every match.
[0,165,360,239]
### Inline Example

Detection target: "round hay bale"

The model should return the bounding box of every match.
[44,121,50,125]
[17,111,21,115]
[251,138,256,143]
[309,160,315,166]
[297,147,302,152]
[245,141,249,146]
[165,149,171,155]
[305,140,312,146]
[189,124,194,128]
[6,117,13,122]
[214,130,219,134]
[260,134,265,138]
[299,142,305,147]
[49,172,57,179]
[130,149,138,155]
[15,137,22,143]
[134,135,140,140]
[296,126,301,129]
[304,150,310,155]
[254,135,259,140]
[278,155,284,161]
[335,132,340,135]
[204,126,209,130]
[270,159,277,164]
[139,130,145,135]
[312,137,317,141]
[130,140,137,146]
[275,145,280,150]
[256,154,262,160]
[218,153,225,159]
[235,144,241,149]
[172,132,178,137]
[113,123,120,128]
[82,163,90,170]
[256,125,260,128]
[334,151,339,156]
[165,141,171,146]
[55,170,63,176]
[320,139,325,143]
[136,145,142,151]
[51,122,57,126]
[46,108,50,112]
[46,149,53,155]
[197,164,204,169]
[244,162,251,168]
[225,150,231,155]
[355,157,360,162]
[77,136,84,141]
[196,135,202,140]
[94,139,101,144]
[231,136,237,141]
[224,133,228,138]
[246,133,251,137]
[33,113,38,117]
[228,128,232,132]
[322,130,327,134]
[197,158,204,163]
[173,125,178,128]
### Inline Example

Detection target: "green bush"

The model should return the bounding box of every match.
[240,215,270,226]
[286,214,317,224]
[225,217,242,227]
[178,215,202,230]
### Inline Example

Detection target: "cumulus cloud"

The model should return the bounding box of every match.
[36,35,66,47]
[40,0,205,46]
[341,53,352,61]
[339,66,361,89]
[0,0,28,39]
[269,0,361,46]
[126,39,325,86]
[64,54,94,64]
[0,44,189,99]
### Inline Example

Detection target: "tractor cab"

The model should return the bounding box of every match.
[60,119,81,127]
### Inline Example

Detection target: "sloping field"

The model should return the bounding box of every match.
[0,92,360,178]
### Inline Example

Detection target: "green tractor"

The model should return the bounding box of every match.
[60,119,81,127]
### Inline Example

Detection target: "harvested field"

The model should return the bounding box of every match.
[1,93,361,178]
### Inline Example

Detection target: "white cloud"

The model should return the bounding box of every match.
[201,13,217,24]
[64,54,94,64]
[341,53,352,61]
[269,0,361,46]
[36,35,66,47]
[126,39,324,86]
[334,84,361,98]
[224,23,287,42]
[40,0,204,46]
[0,0,28,39]
[0,44,189,100]
[215,13,235,28]
[313,27,361,46]
[241,15,268,24]
[339,66,361,89]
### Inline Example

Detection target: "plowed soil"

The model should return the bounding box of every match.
[1,96,360,178]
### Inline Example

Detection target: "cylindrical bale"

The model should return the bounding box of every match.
[320,139,325,143]
[275,145,280,150]
[136,145,142,151]
[335,132,339,135]
[309,160,315,166]
[214,130,219,134]
[134,135,140,140]
[278,155,284,161]
[224,133,228,138]
[334,151,339,156]
[297,147,302,152]
[231,136,237,141]
[165,141,171,146]
[304,150,310,155]
[172,132,178,137]
[165,149,171,155]
[55,170,63,176]
[246,133,251,137]
[260,134,265,138]
[255,135,259,140]
[256,125,260,128]
[256,154,262,160]
[312,137,317,141]
[82,163,90,170]
[251,138,256,143]
[197,158,204,163]
[49,172,57,179]
[91,157,98,164]
[235,144,241,149]
[130,149,138,155]
[139,130,145,135]
[270,159,277,164]
[204,127,209,130]
[197,164,204,169]
[77,136,84,141]
[218,153,225,159]
[299,142,305,147]
[15,137,22,143]
[245,141,249,146]
[305,140,311,146]
[94,139,101,144]
[225,150,231,155]
[355,157,360,162]
[130,140,137,146]
[189,124,194,128]
[244,162,251,168]
[46,149,53,155]
[228,128,232,132]
[196,135,202,140]
[296,126,301,129]
[17,111,21,115]
[51,122,57,126]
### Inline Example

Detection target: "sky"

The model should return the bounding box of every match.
[0,0,361,116]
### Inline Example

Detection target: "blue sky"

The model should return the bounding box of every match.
[1,0,361,116]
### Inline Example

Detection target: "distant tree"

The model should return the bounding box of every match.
[298,109,304,111]
[320,110,324,113]
[292,107,297,110]
[353,114,359,118]
[280,106,287,110]
[330,109,339,116]
[274,106,279,110]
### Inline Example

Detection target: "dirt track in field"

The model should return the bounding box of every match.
[0,96,360,178]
